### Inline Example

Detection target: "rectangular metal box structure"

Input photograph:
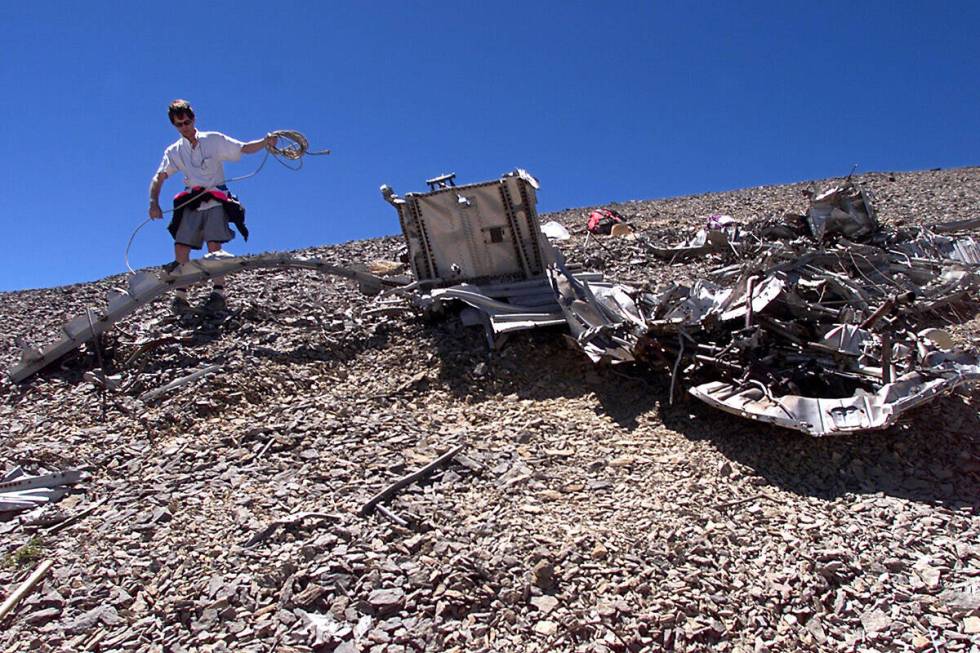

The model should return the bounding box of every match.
[388,170,547,286]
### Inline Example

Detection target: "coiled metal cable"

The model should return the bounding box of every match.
[267,129,331,161]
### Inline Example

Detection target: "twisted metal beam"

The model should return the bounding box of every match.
[9,253,395,383]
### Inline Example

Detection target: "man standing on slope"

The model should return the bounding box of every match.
[148,99,276,315]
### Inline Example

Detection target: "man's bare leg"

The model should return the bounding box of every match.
[202,241,228,313]
[172,243,192,313]
[206,241,226,290]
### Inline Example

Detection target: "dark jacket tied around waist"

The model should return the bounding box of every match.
[167,186,248,241]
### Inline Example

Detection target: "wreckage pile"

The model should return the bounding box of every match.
[382,170,980,436]
[552,179,980,435]
[1,167,979,651]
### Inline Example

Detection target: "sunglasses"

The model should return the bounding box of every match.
[173,118,193,127]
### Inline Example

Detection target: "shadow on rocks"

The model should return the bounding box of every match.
[415,311,979,510]
[249,330,393,366]
[422,317,663,430]
[659,386,980,511]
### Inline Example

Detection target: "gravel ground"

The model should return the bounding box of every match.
[0,167,978,652]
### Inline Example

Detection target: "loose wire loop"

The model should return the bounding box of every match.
[125,130,329,273]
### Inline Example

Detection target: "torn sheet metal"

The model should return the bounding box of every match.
[820,324,872,356]
[9,253,395,383]
[892,232,980,266]
[425,272,604,347]
[718,275,785,324]
[806,180,879,241]
[690,361,980,435]
[549,261,642,364]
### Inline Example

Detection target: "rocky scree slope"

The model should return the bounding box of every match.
[0,167,978,652]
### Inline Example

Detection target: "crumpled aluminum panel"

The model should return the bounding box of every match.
[806,182,878,241]
[690,361,980,436]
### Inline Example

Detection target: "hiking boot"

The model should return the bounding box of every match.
[171,296,191,316]
[203,292,227,313]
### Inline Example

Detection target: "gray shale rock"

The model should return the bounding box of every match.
[367,588,406,617]
[2,168,980,652]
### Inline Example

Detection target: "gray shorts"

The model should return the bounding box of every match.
[174,205,235,250]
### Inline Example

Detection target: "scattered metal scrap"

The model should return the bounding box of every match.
[0,468,82,514]
[360,444,465,526]
[383,173,980,436]
[9,171,978,437]
[8,252,396,383]
[555,179,980,435]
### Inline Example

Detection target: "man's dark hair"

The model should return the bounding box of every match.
[168,99,195,124]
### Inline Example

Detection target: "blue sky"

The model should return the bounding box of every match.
[1,1,978,291]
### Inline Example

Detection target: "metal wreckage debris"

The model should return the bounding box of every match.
[8,170,979,436]
[0,468,82,513]
[382,171,980,436]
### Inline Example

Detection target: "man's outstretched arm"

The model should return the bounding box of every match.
[241,133,278,155]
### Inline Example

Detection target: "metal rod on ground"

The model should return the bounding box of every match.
[715,493,778,511]
[83,310,109,421]
[254,437,275,461]
[83,630,107,652]
[0,559,54,623]
[881,333,893,384]
[360,444,464,516]
[43,497,108,536]
[375,504,410,528]
[138,365,221,403]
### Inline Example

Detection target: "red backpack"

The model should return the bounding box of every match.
[587,208,627,234]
